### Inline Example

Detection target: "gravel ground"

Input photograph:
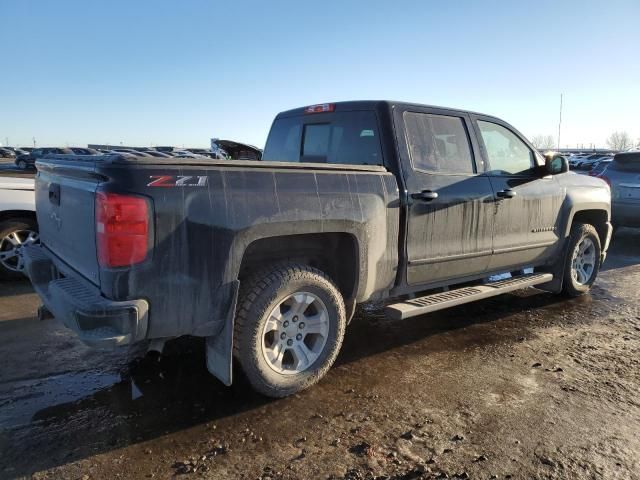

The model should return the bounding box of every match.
[0,229,639,480]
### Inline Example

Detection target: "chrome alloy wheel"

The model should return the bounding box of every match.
[571,237,596,285]
[261,291,330,375]
[0,229,39,272]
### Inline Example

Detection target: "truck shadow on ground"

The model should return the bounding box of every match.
[1,280,615,477]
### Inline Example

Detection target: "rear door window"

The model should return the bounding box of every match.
[404,112,475,174]
[263,111,383,166]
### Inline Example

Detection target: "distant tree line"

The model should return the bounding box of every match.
[605,131,636,151]
[530,135,556,150]
[530,131,639,151]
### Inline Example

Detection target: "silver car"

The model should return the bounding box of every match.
[603,152,640,229]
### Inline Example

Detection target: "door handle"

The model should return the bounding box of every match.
[496,189,516,199]
[411,190,439,202]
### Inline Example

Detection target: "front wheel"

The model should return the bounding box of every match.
[234,263,346,398]
[562,223,601,297]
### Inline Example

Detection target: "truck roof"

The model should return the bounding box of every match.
[275,100,501,121]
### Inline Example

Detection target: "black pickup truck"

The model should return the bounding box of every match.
[24,101,612,397]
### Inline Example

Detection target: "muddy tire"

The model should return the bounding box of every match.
[562,223,601,297]
[0,218,39,280]
[234,263,346,398]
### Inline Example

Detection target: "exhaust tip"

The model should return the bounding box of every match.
[146,338,166,356]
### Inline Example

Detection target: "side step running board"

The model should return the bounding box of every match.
[385,273,553,320]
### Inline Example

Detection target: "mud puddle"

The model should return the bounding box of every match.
[0,370,120,429]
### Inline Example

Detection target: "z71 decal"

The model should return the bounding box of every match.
[147,175,208,187]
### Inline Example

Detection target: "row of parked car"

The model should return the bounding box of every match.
[567,152,614,172]
[0,146,33,159]
[1,146,216,170]
[0,140,264,170]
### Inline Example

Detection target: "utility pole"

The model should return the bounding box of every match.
[557,93,563,150]
[33,137,36,148]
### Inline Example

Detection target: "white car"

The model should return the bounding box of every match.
[568,154,588,168]
[0,175,37,278]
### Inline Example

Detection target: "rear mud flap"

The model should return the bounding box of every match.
[205,280,239,386]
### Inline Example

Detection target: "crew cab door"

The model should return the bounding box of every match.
[471,116,565,270]
[395,107,495,285]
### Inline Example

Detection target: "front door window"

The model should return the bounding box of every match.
[478,121,534,175]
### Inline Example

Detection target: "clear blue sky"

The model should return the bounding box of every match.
[2,0,639,149]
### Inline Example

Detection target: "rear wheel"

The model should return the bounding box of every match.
[234,263,346,397]
[562,223,601,297]
[0,218,39,279]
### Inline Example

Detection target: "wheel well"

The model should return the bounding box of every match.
[0,210,37,226]
[239,233,359,301]
[571,210,608,246]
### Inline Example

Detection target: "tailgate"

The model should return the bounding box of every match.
[35,159,101,285]
[618,182,640,203]
[611,153,640,204]
[612,171,640,205]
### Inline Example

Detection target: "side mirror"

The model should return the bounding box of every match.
[544,153,569,174]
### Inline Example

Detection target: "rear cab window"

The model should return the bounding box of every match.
[263,110,383,166]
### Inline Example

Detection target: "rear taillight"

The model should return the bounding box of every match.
[96,192,150,268]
